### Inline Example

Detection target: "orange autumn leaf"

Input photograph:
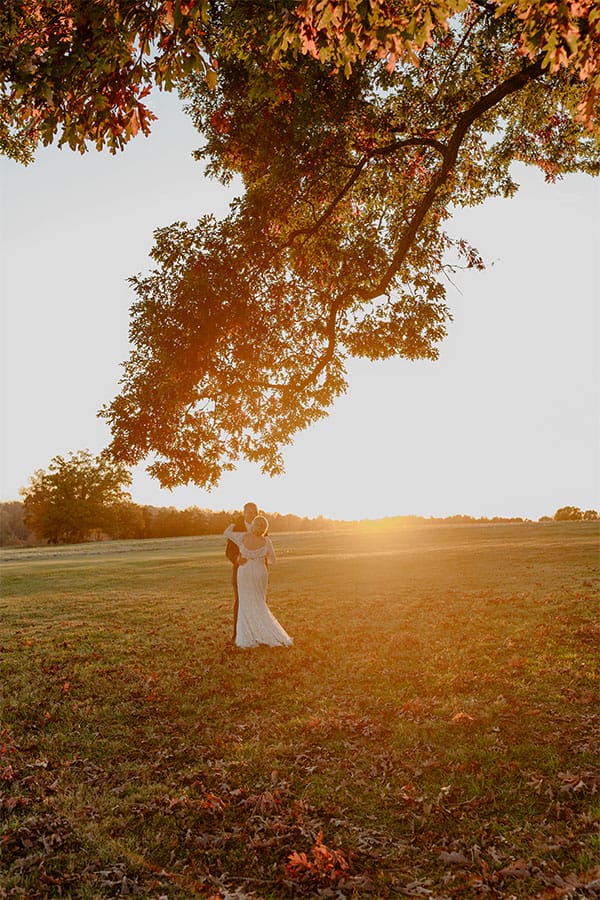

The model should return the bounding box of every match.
[451,711,474,723]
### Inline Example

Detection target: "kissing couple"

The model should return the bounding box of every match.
[224,502,293,650]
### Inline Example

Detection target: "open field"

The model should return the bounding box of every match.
[1,522,599,899]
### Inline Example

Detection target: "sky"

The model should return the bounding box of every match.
[1,89,599,522]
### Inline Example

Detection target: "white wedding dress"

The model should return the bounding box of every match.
[224,525,293,649]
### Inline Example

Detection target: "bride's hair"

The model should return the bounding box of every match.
[250,515,268,536]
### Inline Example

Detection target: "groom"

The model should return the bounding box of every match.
[225,501,258,641]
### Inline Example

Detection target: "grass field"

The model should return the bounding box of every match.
[1,522,599,899]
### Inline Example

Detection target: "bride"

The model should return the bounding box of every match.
[224,516,293,649]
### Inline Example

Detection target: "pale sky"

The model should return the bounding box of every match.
[1,89,599,521]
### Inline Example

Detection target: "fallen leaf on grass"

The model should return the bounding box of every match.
[401,698,426,718]
[401,878,434,896]
[499,859,536,879]
[0,794,30,812]
[558,770,598,794]
[286,831,351,887]
[248,788,282,816]
[213,893,257,900]
[132,792,228,819]
[574,622,600,644]
[2,813,78,861]
[89,863,141,896]
[26,758,49,769]
[439,850,470,866]
[304,711,382,737]
[451,712,474,724]
[533,866,600,898]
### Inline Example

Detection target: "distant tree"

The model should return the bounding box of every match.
[111,501,147,540]
[582,509,599,520]
[0,501,31,545]
[21,450,132,543]
[538,515,553,523]
[141,505,158,536]
[178,506,210,535]
[553,506,584,521]
[149,506,185,538]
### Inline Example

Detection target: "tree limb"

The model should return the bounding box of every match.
[285,155,369,246]
[364,58,544,300]
[431,11,484,104]
[371,136,447,158]
[293,59,544,390]
[286,137,447,247]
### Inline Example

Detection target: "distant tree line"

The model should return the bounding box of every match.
[1,500,597,548]
[0,499,336,547]
[0,449,596,547]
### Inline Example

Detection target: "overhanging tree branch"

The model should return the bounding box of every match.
[364,59,545,301]
[431,11,485,104]
[371,137,447,158]
[286,136,447,248]
[99,0,597,488]
[293,59,544,391]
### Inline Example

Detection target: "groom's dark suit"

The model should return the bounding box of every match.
[225,515,247,640]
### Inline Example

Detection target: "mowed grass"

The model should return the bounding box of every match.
[0,522,598,898]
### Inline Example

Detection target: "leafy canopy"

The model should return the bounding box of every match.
[2,0,598,162]
[0,0,213,162]
[3,3,599,487]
